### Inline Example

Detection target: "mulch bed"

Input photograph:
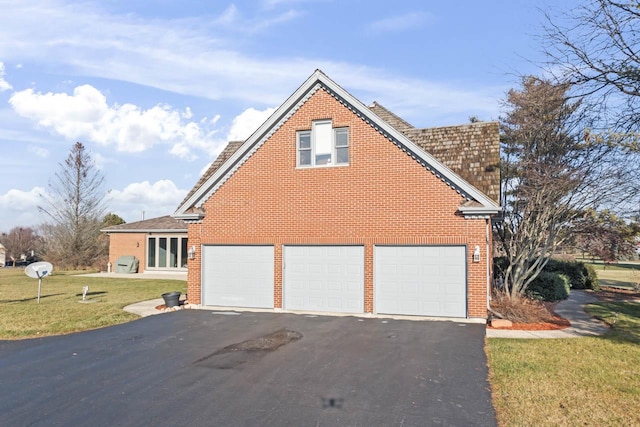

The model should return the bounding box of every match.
[487,297,570,330]
[488,288,640,331]
[494,315,571,331]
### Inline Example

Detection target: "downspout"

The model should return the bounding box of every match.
[486,217,505,320]
[486,218,491,313]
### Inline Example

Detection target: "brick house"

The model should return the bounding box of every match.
[102,216,188,273]
[174,70,500,319]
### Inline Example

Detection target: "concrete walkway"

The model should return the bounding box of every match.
[124,298,166,316]
[486,290,610,339]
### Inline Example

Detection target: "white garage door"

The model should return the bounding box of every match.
[284,246,364,313]
[202,245,274,308]
[375,246,466,317]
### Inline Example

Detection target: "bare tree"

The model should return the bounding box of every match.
[496,77,631,299]
[544,0,640,134]
[573,209,640,262]
[0,227,41,264]
[39,142,107,269]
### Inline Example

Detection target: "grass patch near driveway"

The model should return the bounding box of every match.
[0,268,185,340]
[487,300,640,426]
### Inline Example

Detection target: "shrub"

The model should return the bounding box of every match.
[544,259,586,289]
[582,263,600,290]
[492,256,599,292]
[543,258,600,290]
[527,272,570,301]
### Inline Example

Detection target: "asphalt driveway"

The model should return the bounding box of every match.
[0,311,496,426]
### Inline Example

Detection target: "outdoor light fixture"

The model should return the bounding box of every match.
[473,245,481,263]
[188,245,196,260]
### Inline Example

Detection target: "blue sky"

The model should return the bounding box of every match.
[0,0,574,232]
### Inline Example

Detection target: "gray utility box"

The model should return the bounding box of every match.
[114,255,139,274]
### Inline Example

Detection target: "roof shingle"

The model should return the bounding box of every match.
[177,141,244,211]
[370,102,499,202]
[102,215,187,232]
[177,100,499,215]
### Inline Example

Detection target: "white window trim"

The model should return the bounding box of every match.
[297,120,349,168]
[146,235,189,270]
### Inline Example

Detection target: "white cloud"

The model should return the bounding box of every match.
[93,153,109,170]
[0,187,43,211]
[9,84,218,159]
[215,4,239,25]
[0,61,12,91]
[0,1,500,127]
[227,107,276,141]
[106,180,187,220]
[27,145,49,158]
[251,10,301,33]
[0,180,189,230]
[366,12,433,34]
[0,187,47,231]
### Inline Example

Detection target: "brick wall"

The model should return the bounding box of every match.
[189,88,491,318]
[108,233,147,273]
[405,123,500,203]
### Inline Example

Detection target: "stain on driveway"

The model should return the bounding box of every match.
[0,311,496,426]
[196,328,303,369]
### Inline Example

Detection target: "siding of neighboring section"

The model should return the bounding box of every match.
[107,233,147,273]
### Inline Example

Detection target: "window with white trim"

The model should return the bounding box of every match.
[297,120,349,167]
[147,235,188,269]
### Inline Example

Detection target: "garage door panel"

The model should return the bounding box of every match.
[400,283,419,294]
[345,281,361,292]
[284,246,364,314]
[375,246,466,318]
[309,280,323,290]
[203,245,274,309]
[327,264,342,274]
[326,282,341,291]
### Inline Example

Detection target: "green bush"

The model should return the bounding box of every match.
[582,263,599,290]
[527,272,571,301]
[543,259,599,290]
[544,259,585,289]
[492,257,599,292]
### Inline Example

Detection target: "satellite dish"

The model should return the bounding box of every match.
[24,262,54,303]
[25,262,53,279]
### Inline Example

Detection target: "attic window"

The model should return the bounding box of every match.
[297,120,349,167]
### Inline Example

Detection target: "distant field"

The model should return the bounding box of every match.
[584,260,640,289]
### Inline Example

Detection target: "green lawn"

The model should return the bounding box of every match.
[0,268,186,339]
[3,263,639,425]
[586,261,640,289]
[487,293,640,426]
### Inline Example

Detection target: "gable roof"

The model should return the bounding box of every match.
[406,123,500,203]
[178,141,244,213]
[101,215,187,233]
[369,102,500,203]
[174,70,500,221]
[368,101,415,133]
